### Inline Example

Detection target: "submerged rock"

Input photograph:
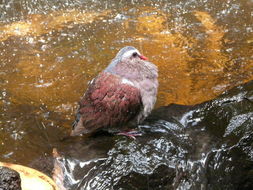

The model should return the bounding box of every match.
[0,166,22,190]
[53,80,253,190]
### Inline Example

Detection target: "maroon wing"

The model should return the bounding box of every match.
[71,72,142,136]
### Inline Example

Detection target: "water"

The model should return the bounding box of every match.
[0,0,252,187]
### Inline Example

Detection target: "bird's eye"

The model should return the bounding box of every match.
[132,52,138,57]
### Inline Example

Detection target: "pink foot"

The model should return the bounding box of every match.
[117,131,142,140]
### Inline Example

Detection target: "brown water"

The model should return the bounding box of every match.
[0,0,252,167]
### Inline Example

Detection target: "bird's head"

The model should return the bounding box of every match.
[115,46,148,61]
[105,46,148,73]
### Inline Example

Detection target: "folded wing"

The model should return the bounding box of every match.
[71,72,142,136]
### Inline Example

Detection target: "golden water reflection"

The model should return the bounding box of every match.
[1,7,252,114]
[0,10,110,41]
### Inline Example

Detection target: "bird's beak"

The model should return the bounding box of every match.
[139,55,148,60]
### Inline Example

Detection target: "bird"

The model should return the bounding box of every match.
[71,46,158,138]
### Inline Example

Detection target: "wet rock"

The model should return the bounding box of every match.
[115,165,176,190]
[172,80,253,189]
[53,121,191,189]
[53,80,253,190]
[0,166,22,190]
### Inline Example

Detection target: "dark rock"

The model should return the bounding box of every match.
[53,80,253,190]
[0,166,22,190]
[115,165,176,190]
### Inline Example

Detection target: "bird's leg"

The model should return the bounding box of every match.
[117,130,142,140]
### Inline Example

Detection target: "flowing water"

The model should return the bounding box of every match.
[0,0,253,189]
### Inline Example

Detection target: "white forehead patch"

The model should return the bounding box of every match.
[122,49,141,59]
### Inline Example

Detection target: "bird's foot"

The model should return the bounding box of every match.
[117,130,142,140]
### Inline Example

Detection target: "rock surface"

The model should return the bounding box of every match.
[53,80,253,190]
[0,166,22,190]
